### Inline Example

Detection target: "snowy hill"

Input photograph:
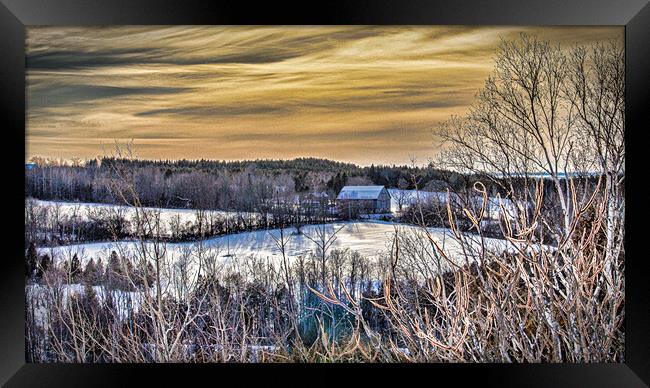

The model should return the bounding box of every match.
[38,220,518,273]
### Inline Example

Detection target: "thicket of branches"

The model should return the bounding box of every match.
[25,177,623,362]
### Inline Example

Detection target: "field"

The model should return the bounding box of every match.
[33,199,521,272]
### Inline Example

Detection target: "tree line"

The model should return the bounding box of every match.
[25,156,501,211]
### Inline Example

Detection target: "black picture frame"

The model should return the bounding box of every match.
[1,0,649,386]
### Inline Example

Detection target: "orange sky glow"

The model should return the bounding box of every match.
[26,26,622,166]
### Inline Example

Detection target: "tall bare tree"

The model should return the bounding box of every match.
[565,41,625,293]
[438,33,624,250]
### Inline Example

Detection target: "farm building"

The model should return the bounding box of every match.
[336,186,391,216]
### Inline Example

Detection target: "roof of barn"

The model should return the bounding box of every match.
[336,186,388,200]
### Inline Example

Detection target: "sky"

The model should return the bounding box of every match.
[26,26,622,166]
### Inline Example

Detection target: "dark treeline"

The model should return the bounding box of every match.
[25,156,596,245]
[25,156,493,210]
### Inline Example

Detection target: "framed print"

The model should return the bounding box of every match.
[1,0,649,386]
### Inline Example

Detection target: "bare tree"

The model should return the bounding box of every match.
[304,224,345,287]
[565,41,625,295]
[438,34,623,246]
[393,178,411,212]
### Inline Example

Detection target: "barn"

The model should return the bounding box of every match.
[336,186,391,215]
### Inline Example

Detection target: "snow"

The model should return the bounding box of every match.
[30,191,520,228]
[27,199,257,236]
[29,199,247,219]
[37,220,517,271]
[31,199,543,283]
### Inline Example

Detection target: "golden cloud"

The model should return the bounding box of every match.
[26,26,622,165]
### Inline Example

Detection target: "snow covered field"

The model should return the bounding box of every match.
[27,198,257,236]
[38,220,516,271]
[29,198,249,220]
[30,191,518,228]
[30,198,535,280]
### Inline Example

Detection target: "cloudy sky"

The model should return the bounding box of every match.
[26,26,622,166]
